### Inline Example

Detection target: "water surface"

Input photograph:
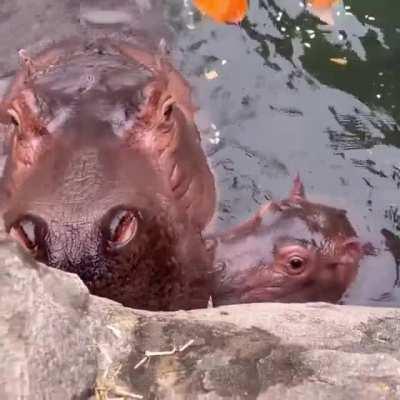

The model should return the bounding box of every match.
[173,0,400,307]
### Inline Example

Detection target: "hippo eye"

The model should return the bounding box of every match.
[286,256,306,274]
[106,209,138,250]
[9,216,46,253]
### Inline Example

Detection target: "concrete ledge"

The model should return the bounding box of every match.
[0,236,399,400]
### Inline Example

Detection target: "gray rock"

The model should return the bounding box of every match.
[1,234,400,400]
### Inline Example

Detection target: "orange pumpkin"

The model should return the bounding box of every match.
[309,0,340,9]
[307,0,341,25]
[193,0,248,24]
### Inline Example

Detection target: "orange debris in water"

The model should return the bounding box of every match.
[310,0,339,7]
[193,0,248,24]
[307,0,341,25]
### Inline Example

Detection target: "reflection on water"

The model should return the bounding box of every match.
[0,0,399,306]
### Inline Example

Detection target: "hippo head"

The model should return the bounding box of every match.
[0,40,215,310]
[212,176,363,305]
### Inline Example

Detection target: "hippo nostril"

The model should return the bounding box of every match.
[103,207,139,251]
[7,108,21,128]
[8,214,48,254]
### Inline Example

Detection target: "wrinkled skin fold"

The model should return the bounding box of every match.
[210,176,364,305]
[0,39,216,311]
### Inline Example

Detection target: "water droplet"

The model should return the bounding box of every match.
[205,70,218,80]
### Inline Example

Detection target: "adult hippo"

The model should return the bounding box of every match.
[210,176,364,305]
[0,37,216,311]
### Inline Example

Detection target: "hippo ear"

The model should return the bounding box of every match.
[342,238,363,260]
[289,173,306,202]
[18,49,37,77]
[338,238,363,272]
[334,237,363,288]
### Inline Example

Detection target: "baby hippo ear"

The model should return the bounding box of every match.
[289,173,306,202]
[18,49,37,76]
[335,237,363,289]
[342,238,363,262]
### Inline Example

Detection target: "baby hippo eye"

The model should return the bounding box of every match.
[286,256,306,274]
[106,209,138,250]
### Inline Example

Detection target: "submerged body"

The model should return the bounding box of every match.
[0,37,216,311]
[211,177,363,305]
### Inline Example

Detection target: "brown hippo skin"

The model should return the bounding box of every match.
[0,39,216,311]
[210,176,363,306]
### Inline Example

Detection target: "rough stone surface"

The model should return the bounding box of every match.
[1,233,400,400]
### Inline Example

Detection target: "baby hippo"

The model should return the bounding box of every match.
[210,176,363,305]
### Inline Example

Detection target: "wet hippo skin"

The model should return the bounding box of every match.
[210,176,364,305]
[0,39,216,311]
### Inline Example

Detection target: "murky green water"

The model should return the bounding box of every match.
[172,0,400,306]
[0,0,399,306]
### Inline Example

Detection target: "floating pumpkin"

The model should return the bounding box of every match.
[307,0,342,25]
[193,0,248,24]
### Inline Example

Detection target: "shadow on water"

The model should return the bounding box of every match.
[0,0,399,306]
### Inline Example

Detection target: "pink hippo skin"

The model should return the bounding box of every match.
[0,39,216,311]
[210,176,363,306]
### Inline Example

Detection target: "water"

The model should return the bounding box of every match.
[0,0,399,306]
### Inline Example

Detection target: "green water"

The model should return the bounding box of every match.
[173,0,400,305]
[302,0,399,132]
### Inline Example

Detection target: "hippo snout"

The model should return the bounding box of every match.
[6,206,141,279]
